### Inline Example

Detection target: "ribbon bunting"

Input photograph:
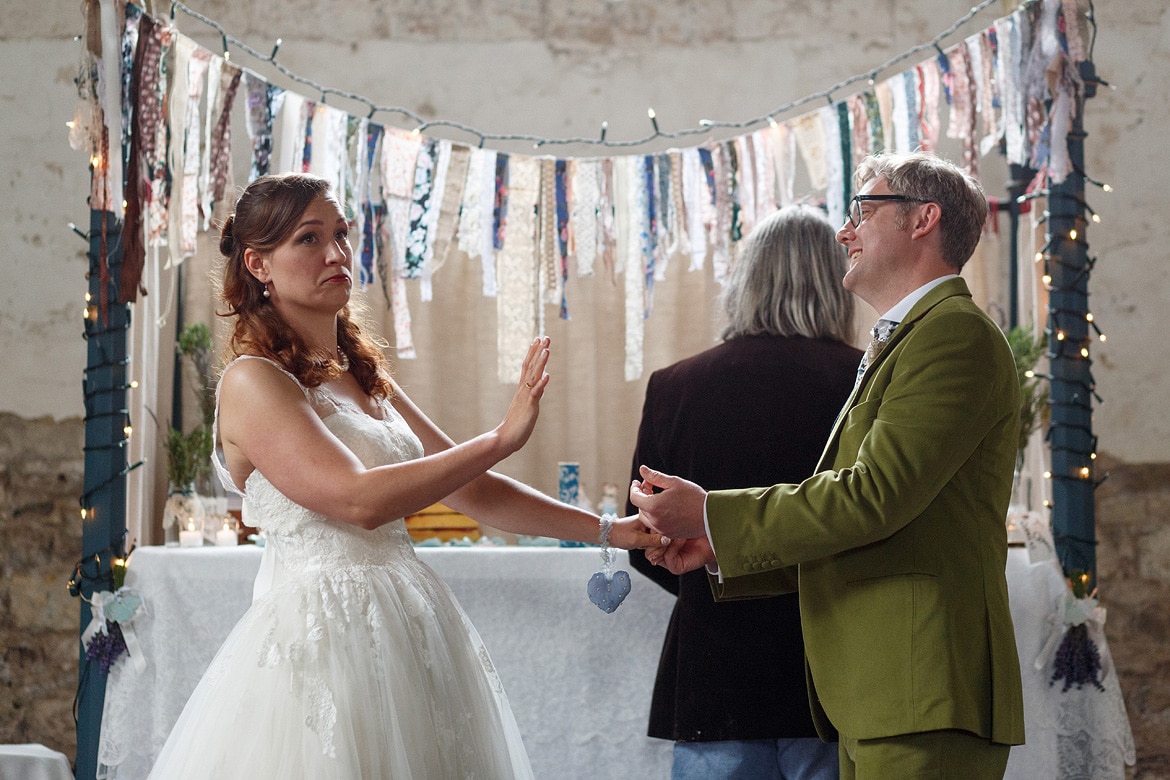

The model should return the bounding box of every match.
[87,0,1087,379]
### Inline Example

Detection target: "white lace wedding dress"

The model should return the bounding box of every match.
[147,356,533,779]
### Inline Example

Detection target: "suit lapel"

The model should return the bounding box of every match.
[814,277,975,471]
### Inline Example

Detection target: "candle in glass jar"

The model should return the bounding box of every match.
[215,521,238,546]
[179,521,202,547]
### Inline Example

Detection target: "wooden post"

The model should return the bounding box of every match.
[1047,60,1099,583]
[75,209,131,780]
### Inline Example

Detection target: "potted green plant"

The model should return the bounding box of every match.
[161,322,217,546]
[1007,325,1050,465]
[1005,325,1050,522]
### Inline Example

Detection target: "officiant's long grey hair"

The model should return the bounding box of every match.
[720,203,855,344]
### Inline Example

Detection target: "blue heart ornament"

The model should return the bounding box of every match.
[587,569,631,613]
[104,590,143,624]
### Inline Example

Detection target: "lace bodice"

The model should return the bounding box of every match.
[215,356,426,574]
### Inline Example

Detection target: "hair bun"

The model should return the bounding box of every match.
[219,214,236,255]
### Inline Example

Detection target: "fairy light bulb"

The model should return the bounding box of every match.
[1056,331,1066,341]
[1085,312,1094,323]
[1035,251,1045,262]
[123,424,133,437]
[1080,466,1091,478]
[1080,346,1089,357]
[129,380,139,389]
[1102,183,1113,193]
[1042,274,1052,286]
[1092,213,1101,223]
[1069,228,1078,240]
[1043,471,1052,480]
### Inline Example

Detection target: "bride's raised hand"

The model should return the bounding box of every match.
[495,337,551,455]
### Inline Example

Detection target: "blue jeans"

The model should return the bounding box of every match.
[672,738,840,780]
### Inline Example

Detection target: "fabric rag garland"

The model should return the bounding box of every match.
[81,0,1086,377]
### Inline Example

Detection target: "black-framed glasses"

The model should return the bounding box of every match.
[846,194,930,228]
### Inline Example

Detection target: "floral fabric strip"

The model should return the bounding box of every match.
[308,103,349,194]
[419,139,453,301]
[357,122,383,287]
[820,105,845,229]
[569,158,600,277]
[493,153,510,251]
[205,60,241,226]
[837,101,856,216]
[847,94,869,172]
[243,73,283,182]
[119,11,160,303]
[554,159,570,318]
[640,155,656,304]
[538,157,558,308]
[709,144,731,283]
[272,92,302,175]
[430,143,470,276]
[918,59,942,153]
[496,156,540,383]
[946,42,978,175]
[178,42,211,260]
[997,14,1025,166]
[618,156,645,382]
[682,147,708,270]
[403,138,437,282]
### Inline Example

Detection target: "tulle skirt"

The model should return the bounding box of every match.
[147,557,533,779]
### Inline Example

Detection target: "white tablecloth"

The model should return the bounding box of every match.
[96,545,674,780]
[1004,547,1135,778]
[96,546,1135,779]
[0,744,73,780]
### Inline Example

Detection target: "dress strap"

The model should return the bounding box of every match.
[212,355,313,496]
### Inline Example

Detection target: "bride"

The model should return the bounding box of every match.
[147,172,662,778]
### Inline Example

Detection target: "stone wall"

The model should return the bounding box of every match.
[0,414,85,765]
[1096,455,1170,778]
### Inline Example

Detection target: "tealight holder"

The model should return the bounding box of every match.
[214,514,239,546]
[178,514,204,547]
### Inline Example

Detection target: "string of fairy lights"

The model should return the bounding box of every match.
[165,0,1004,150]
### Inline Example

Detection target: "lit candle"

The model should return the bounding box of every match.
[179,519,202,548]
[215,520,238,547]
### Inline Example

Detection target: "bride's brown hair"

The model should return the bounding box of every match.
[217,173,393,399]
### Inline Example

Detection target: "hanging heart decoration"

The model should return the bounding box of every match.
[587,570,631,613]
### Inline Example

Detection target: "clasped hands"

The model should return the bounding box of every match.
[628,465,718,575]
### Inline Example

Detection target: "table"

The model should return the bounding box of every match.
[96,545,675,779]
[0,744,74,780]
[96,546,1136,779]
[1003,547,1135,778]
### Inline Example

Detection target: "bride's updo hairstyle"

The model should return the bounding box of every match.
[219,172,393,399]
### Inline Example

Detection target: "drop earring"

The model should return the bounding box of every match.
[262,283,271,299]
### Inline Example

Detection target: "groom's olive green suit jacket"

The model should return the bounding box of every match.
[707,277,1026,746]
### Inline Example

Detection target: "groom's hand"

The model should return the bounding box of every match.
[628,465,708,540]
[644,536,715,575]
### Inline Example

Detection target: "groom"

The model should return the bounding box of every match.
[631,151,1025,778]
